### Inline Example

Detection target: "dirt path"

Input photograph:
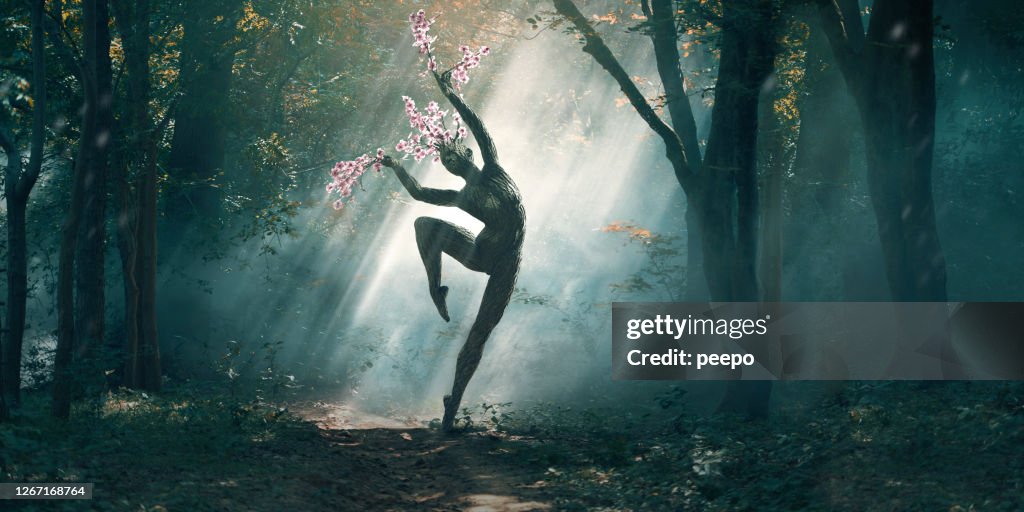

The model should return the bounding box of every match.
[293,402,554,511]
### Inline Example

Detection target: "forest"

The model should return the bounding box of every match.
[0,0,1022,510]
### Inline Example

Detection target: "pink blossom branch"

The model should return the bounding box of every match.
[326,10,491,210]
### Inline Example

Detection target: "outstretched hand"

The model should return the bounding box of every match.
[433,69,456,94]
[380,155,400,169]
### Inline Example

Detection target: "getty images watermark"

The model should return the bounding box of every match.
[612,302,1024,381]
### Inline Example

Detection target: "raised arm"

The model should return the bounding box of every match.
[433,70,499,167]
[381,156,459,206]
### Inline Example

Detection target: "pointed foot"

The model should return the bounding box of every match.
[431,285,451,322]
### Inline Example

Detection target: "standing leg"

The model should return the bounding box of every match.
[414,217,481,322]
[442,258,519,431]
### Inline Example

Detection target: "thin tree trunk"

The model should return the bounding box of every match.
[137,145,161,391]
[0,310,5,420]
[112,0,161,390]
[54,0,100,419]
[114,143,141,386]
[645,0,709,299]
[1,0,48,407]
[0,143,25,404]
[4,200,28,402]
[112,0,141,387]
[53,189,82,418]
[758,98,785,304]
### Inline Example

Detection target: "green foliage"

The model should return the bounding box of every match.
[229,133,302,257]
[443,382,1024,511]
[208,338,302,404]
[604,221,687,300]
[431,400,516,432]
[0,385,332,510]
[257,340,301,401]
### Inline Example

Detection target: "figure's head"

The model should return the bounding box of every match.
[437,139,476,178]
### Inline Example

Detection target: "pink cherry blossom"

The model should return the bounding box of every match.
[409,10,436,55]
[327,10,492,210]
[326,151,385,210]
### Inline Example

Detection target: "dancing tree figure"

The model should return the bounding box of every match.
[328,11,525,432]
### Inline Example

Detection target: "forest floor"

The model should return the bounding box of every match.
[1,381,1023,511]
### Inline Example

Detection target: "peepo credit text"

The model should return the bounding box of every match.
[624,314,769,370]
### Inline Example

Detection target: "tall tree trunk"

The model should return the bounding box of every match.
[113,0,162,391]
[703,0,778,419]
[702,0,777,302]
[137,140,161,391]
[1,0,48,407]
[817,0,946,302]
[54,0,104,419]
[166,1,242,222]
[860,0,945,301]
[0,144,25,405]
[75,0,112,360]
[54,175,83,419]
[4,200,28,403]
[0,309,5,420]
[114,162,140,386]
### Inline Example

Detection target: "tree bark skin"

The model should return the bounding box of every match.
[137,136,161,391]
[4,201,28,403]
[817,0,947,302]
[54,0,100,419]
[553,0,695,191]
[702,0,776,303]
[647,0,708,299]
[860,0,946,302]
[1,0,47,408]
[75,0,111,360]
[404,72,526,433]
[112,0,161,391]
[705,0,777,419]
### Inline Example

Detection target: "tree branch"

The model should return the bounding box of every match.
[45,0,83,82]
[552,0,694,191]
[647,0,703,172]
[815,0,865,95]
[19,0,47,200]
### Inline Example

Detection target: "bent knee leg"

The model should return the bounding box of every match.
[415,217,451,254]
[414,216,442,236]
